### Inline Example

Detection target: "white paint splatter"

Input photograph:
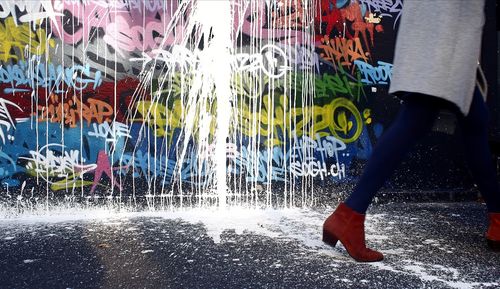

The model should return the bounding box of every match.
[23,259,39,264]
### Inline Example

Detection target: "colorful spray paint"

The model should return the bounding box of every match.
[0,0,403,210]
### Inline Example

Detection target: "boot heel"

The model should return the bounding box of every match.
[487,239,500,252]
[322,229,339,247]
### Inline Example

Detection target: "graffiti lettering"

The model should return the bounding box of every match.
[120,150,173,182]
[291,68,364,101]
[318,36,368,67]
[290,160,346,180]
[278,44,320,73]
[290,134,347,180]
[0,98,22,144]
[59,39,143,81]
[0,17,56,62]
[52,2,182,53]
[239,95,365,145]
[23,144,96,179]
[234,146,287,183]
[234,44,290,78]
[0,58,103,93]
[131,46,200,72]
[36,94,114,127]
[292,134,347,160]
[123,0,166,13]
[0,1,63,29]
[341,1,378,50]
[234,0,306,44]
[358,0,403,22]
[102,15,168,57]
[135,44,292,79]
[354,60,393,85]
[232,134,347,183]
[88,121,131,143]
[315,0,346,39]
[270,0,305,29]
[0,0,397,198]
[138,94,366,147]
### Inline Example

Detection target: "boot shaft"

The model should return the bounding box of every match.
[323,203,383,262]
[324,203,368,248]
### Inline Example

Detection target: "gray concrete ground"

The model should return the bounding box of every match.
[0,202,499,289]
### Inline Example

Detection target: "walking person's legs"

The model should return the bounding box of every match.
[345,95,443,214]
[323,93,443,262]
[457,90,500,250]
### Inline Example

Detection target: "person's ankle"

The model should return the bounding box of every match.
[344,200,367,215]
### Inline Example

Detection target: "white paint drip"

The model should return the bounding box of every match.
[0,0,319,208]
[128,0,318,207]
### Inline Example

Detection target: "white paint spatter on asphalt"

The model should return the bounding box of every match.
[361,213,499,289]
[23,259,40,264]
[1,206,498,288]
[0,206,348,250]
[368,260,499,289]
[0,207,123,224]
[0,206,386,255]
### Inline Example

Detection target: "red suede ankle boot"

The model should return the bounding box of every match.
[323,203,384,262]
[486,213,500,251]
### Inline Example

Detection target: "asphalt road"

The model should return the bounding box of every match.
[0,202,499,289]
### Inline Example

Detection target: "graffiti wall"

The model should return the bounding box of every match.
[0,0,475,208]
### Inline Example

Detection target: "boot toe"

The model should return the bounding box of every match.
[346,247,384,262]
[353,249,384,262]
[366,249,384,262]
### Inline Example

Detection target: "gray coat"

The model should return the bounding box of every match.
[389,0,486,115]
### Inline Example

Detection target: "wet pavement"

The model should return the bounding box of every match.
[0,202,499,289]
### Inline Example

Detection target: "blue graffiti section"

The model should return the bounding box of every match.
[0,118,127,187]
[354,60,393,85]
[0,58,103,93]
[111,122,384,186]
[0,114,384,190]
